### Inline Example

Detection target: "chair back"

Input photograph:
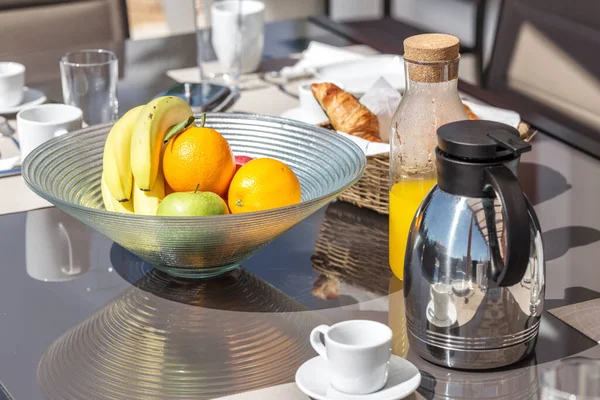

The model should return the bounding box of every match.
[0,0,129,57]
[486,0,600,154]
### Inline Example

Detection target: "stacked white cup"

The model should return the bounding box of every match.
[0,62,25,108]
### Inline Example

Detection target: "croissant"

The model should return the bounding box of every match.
[311,82,381,142]
[464,103,478,120]
[312,274,339,300]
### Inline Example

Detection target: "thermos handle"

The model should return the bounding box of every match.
[484,165,530,287]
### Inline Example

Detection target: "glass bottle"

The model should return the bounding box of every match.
[389,34,469,280]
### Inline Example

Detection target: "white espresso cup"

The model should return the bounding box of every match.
[430,282,452,321]
[0,62,25,108]
[310,320,392,395]
[211,0,265,75]
[18,104,83,162]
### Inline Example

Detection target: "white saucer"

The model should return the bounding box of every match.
[280,107,328,125]
[295,355,421,400]
[426,300,458,328]
[0,87,47,115]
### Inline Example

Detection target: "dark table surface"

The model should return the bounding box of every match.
[2,18,600,400]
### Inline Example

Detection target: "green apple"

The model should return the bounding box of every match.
[157,190,229,216]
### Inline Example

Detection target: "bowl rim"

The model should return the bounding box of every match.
[23,112,367,221]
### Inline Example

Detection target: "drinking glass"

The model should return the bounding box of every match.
[541,358,600,399]
[193,0,216,84]
[194,0,264,89]
[60,50,118,125]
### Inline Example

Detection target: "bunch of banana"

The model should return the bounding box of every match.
[133,167,166,215]
[101,96,193,215]
[101,174,134,213]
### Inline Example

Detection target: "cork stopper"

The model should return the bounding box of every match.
[404,34,460,62]
[403,34,460,83]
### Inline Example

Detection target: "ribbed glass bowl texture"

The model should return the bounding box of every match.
[23,113,366,278]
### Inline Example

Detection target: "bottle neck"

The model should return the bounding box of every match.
[404,57,460,92]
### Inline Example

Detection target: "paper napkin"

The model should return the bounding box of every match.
[360,77,402,143]
[462,99,521,129]
[279,42,364,79]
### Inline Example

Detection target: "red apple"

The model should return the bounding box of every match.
[235,155,253,171]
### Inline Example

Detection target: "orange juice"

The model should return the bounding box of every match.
[389,177,436,280]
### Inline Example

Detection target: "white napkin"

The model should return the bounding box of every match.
[165,63,268,92]
[462,100,521,129]
[279,42,364,79]
[0,123,21,172]
[337,131,389,156]
[0,156,19,171]
[166,67,204,84]
[360,77,402,143]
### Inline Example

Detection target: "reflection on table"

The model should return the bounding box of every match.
[37,253,326,399]
[311,200,390,305]
[26,208,90,282]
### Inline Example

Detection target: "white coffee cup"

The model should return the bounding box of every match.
[430,282,452,321]
[310,320,392,395]
[18,104,83,162]
[0,62,25,108]
[211,0,265,75]
[298,82,327,118]
[26,208,90,282]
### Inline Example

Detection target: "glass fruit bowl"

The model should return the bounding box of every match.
[23,113,366,278]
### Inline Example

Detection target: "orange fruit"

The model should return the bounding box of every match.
[163,126,236,197]
[228,158,301,214]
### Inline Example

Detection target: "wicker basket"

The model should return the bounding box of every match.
[338,121,534,215]
[338,153,391,215]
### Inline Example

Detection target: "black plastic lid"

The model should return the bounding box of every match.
[437,120,530,161]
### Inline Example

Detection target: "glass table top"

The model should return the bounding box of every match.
[3,131,600,399]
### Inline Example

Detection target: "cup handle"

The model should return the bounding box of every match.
[54,129,69,138]
[310,325,330,360]
[58,222,77,276]
[427,307,435,320]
